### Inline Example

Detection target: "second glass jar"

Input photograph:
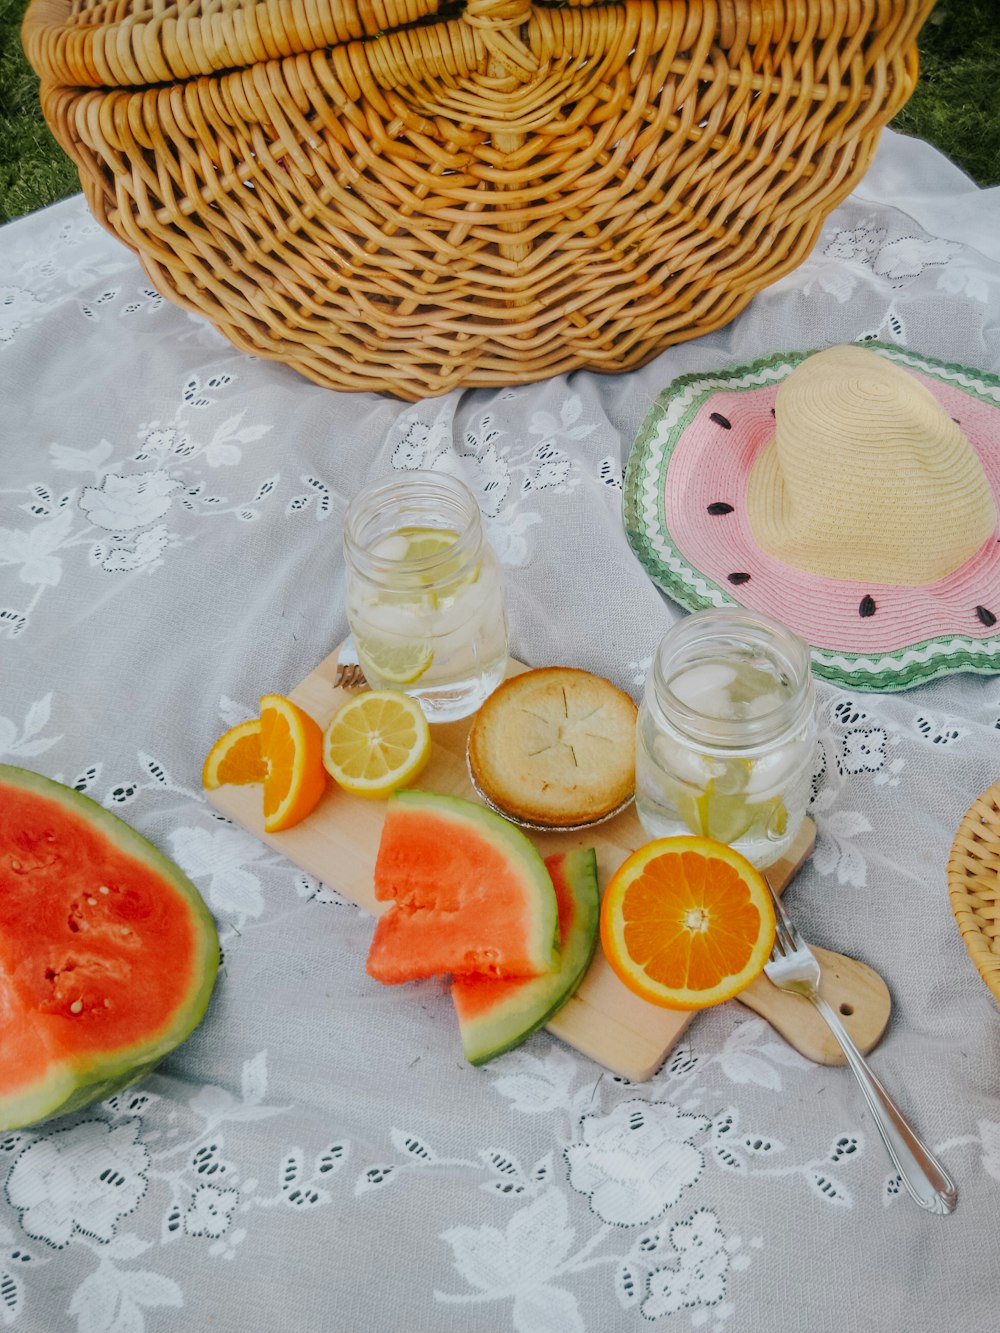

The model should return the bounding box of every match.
[635,608,817,868]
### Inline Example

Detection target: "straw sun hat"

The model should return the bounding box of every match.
[623,343,1000,690]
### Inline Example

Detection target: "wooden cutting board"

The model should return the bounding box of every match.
[207,649,891,1080]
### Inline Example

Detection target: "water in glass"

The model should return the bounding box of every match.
[344,472,508,722]
[635,609,817,867]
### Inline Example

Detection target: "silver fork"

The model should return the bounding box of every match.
[764,877,957,1215]
[333,637,368,691]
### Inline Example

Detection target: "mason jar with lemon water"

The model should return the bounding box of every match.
[635,609,817,868]
[343,472,508,723]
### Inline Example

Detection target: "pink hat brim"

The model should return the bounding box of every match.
[665,372,1000,654]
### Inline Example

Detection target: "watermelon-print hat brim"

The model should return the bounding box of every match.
[623,343,1000,692]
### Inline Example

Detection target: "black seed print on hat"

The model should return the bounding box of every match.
[707,502,734,515]
[976,606,997,627]
[710,413,732,429]
[728,572,751,585]
[859,596,877,618]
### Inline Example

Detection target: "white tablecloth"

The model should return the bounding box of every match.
[2,128,1000,1333]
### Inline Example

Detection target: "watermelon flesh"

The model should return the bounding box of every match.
[451,848,600,1065]
[366,790,558,984]
[0,765,220,1130]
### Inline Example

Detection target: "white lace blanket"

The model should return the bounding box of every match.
[1,130,999,1333]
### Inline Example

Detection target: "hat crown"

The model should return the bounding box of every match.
[746,345,997,585]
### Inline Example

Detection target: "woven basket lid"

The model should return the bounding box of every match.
[24,0,443,86]
[24,0,921,89]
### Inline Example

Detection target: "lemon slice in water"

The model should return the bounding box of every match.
[322,690,431,798]
[354,633,434,685]
[374,527,479,604]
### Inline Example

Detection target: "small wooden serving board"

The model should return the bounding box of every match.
[207,649,891,1081]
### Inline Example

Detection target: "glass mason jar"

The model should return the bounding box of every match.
[635,608,817,868]
[343,471,508,723]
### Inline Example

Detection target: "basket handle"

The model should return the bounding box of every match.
[461,0,538,78]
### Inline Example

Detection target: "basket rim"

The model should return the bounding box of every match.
[946,776,1000,1007]
[22,0,931,91]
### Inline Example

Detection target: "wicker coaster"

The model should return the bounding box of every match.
[947,779,1000,1006]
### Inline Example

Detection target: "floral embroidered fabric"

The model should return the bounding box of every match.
[2,130,999,1332]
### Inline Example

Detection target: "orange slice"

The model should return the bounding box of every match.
[259,694,328,833]
[202,719,265,790]
[600,836,775,1010]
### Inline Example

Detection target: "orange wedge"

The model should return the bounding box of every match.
[600,837,775,1010]
[259,694,328,833]
[202,719,265,790]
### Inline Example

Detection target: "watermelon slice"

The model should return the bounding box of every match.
[0,764,220,1130]
[366,790,558,984]
[451,847,600,1065]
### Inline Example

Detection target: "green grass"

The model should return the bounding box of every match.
[1,0,997,226]
[0,0,79,224]
[891,0,1000,188]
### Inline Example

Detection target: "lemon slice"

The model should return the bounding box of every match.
[372,526,458,569]
[354,633,434,685]
[396,527,460,563]
[671,780,756,846]
[322,691,432,798]
[373,527,479,605]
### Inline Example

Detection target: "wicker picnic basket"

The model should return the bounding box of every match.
[22,0,935,400]
[948,780,1000,1007]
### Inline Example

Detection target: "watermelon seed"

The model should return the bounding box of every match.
[976,606,997,627]
[87,897,97,906]
[99,885,110,895]
[70,1000,83,1014]
[104,998,111,1007]
[710,412,732,429]
[859,596,877,618]
[728,572,751,585]
[707,502,734,515]
[10,859,21,873]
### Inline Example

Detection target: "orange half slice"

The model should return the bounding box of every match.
[600,836,776,1010]
[202,719,265,790]
[259,694,327,833]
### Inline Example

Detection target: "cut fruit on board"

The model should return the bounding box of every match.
[206,644,889,1079]
[599,837,776,1011]
[322,690,431,798]
[452,847,600,1065]
[366,790,558,984]
[0,764,219,1130]
[202,718,264,789]
[259,693,327,833]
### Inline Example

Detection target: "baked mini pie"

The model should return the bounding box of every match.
[467,667,637,827]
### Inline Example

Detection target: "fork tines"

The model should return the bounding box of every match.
[334,662,367,690]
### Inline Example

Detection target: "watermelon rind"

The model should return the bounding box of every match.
[451,847,600,1066]
[0,764,220,1131]
[368,789,560,984]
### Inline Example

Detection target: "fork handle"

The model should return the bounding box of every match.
[807,992,957,1215]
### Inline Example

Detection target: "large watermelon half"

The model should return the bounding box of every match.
[366,789,558,984]
[0,764,220,1130]
[451,847,600,1065]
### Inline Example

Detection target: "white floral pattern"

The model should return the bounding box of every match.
[565,1101,709,1227]
[6,1122,149,1248]
[3,131,999,1332]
